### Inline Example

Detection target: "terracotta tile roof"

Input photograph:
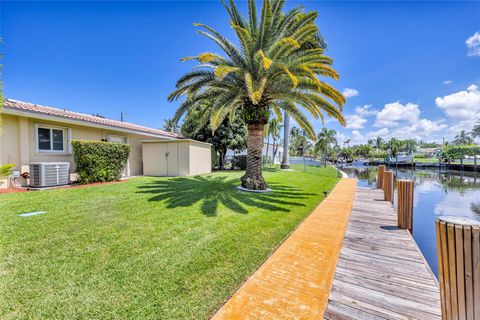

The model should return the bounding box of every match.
[3,98,181,138]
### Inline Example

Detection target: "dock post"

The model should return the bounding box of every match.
[376,165,385,189]
[383,171,394,202]
[435,216,480,320]
[397,179,414,232]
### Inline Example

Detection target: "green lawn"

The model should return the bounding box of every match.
[0,166,338,320]
[414,158,440,163]
[413,158,476,165]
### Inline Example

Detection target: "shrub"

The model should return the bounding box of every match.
[414,154,428,159]
[211,148,219,169]
[72,140,130,184]
[232,155,247,170]
[0,163,14,179]
[441,145,480,160]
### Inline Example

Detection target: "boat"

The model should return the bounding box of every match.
[352,159,369,166]
[388,152,413,164]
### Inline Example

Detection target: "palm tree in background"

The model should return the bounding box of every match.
[162,118,179,133]
[403,138,417,154]
[387,137,402,165]
[343,138,351,148]
[316,127,336,167]
[267,118,282,164]
[454,130,474,145]
[472,120,480,139]
[375,136,383,152]
[169,0,345,190]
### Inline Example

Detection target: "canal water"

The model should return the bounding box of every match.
[340,165,480,277]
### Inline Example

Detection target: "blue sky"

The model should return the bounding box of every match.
[2,1,479,144]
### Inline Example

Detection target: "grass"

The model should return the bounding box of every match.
[413,158,477,165]
[414,158,440,163]
[0,165,339,320]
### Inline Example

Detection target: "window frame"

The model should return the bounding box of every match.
[35,124,68,153]
[107,134,128,144]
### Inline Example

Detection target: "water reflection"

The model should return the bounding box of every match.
[340,165,480,277]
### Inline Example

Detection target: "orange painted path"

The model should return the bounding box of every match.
[211,178,356,320]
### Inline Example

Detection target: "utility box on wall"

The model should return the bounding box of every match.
[142,140,211,177]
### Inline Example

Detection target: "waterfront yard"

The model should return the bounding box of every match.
[0,166,338,320]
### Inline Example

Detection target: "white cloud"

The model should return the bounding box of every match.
[367,128,389,138]
[392,118,447,139]
[355,105,378,116]
[435,85,480,128]
[342,88,359,98]
[374,102,420,128]
[370,101,447,140]
[443,80,453,85]
[350,130,364,144]
[466,32,480,57]
[346,114,367,129]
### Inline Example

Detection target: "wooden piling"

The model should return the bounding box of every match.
[397,179,414,232]
[377,165,385,189]
[383,171,394,202]
[435,216,480,320]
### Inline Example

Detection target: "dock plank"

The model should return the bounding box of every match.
[324,187,442,320]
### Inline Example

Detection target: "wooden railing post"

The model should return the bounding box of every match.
[377,165,385,189]
[383,171,394,202]
[397,179,414,232]
[435,216,480,320]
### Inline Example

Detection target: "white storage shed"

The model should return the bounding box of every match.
[142,139,212,176]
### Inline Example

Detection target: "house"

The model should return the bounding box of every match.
[226,142,284,165]
[415,147,441,157]
[0,99,211,188]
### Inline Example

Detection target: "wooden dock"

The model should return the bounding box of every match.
[324,187,442,319]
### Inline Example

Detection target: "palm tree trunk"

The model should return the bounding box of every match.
[324,147,327,167]
[281,112,290,169]
[241,123,267,190]
[219,150,226,170]
[272,137,277,164]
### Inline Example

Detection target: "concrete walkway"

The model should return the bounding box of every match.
[211,178,357,319]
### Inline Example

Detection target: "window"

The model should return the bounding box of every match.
[37,126,66,152]
[108,135,127,144]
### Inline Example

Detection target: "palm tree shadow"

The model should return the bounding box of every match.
[137,175,316,216]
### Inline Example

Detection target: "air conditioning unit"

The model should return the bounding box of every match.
[29,162,70,187]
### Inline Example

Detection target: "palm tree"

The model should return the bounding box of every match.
[316,127,336,166]
[404,138,417,154]
[162,118,179,133]
[169,0,345,190]
[454,130,474,145]
[375,136,383,152]
[472,120,480,139]
[343,138,351,148]
[387,137,401,165]
[268,118,282,164]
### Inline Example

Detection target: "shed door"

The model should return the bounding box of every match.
[166,143,178,176]
[144,143,167,176]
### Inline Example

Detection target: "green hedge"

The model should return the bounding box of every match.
[232,155,247,170]
[440,145,480,160]
[414,154,428,159]
[72,140,130,184]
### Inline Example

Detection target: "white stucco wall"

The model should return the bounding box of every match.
[142,140,211,177]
